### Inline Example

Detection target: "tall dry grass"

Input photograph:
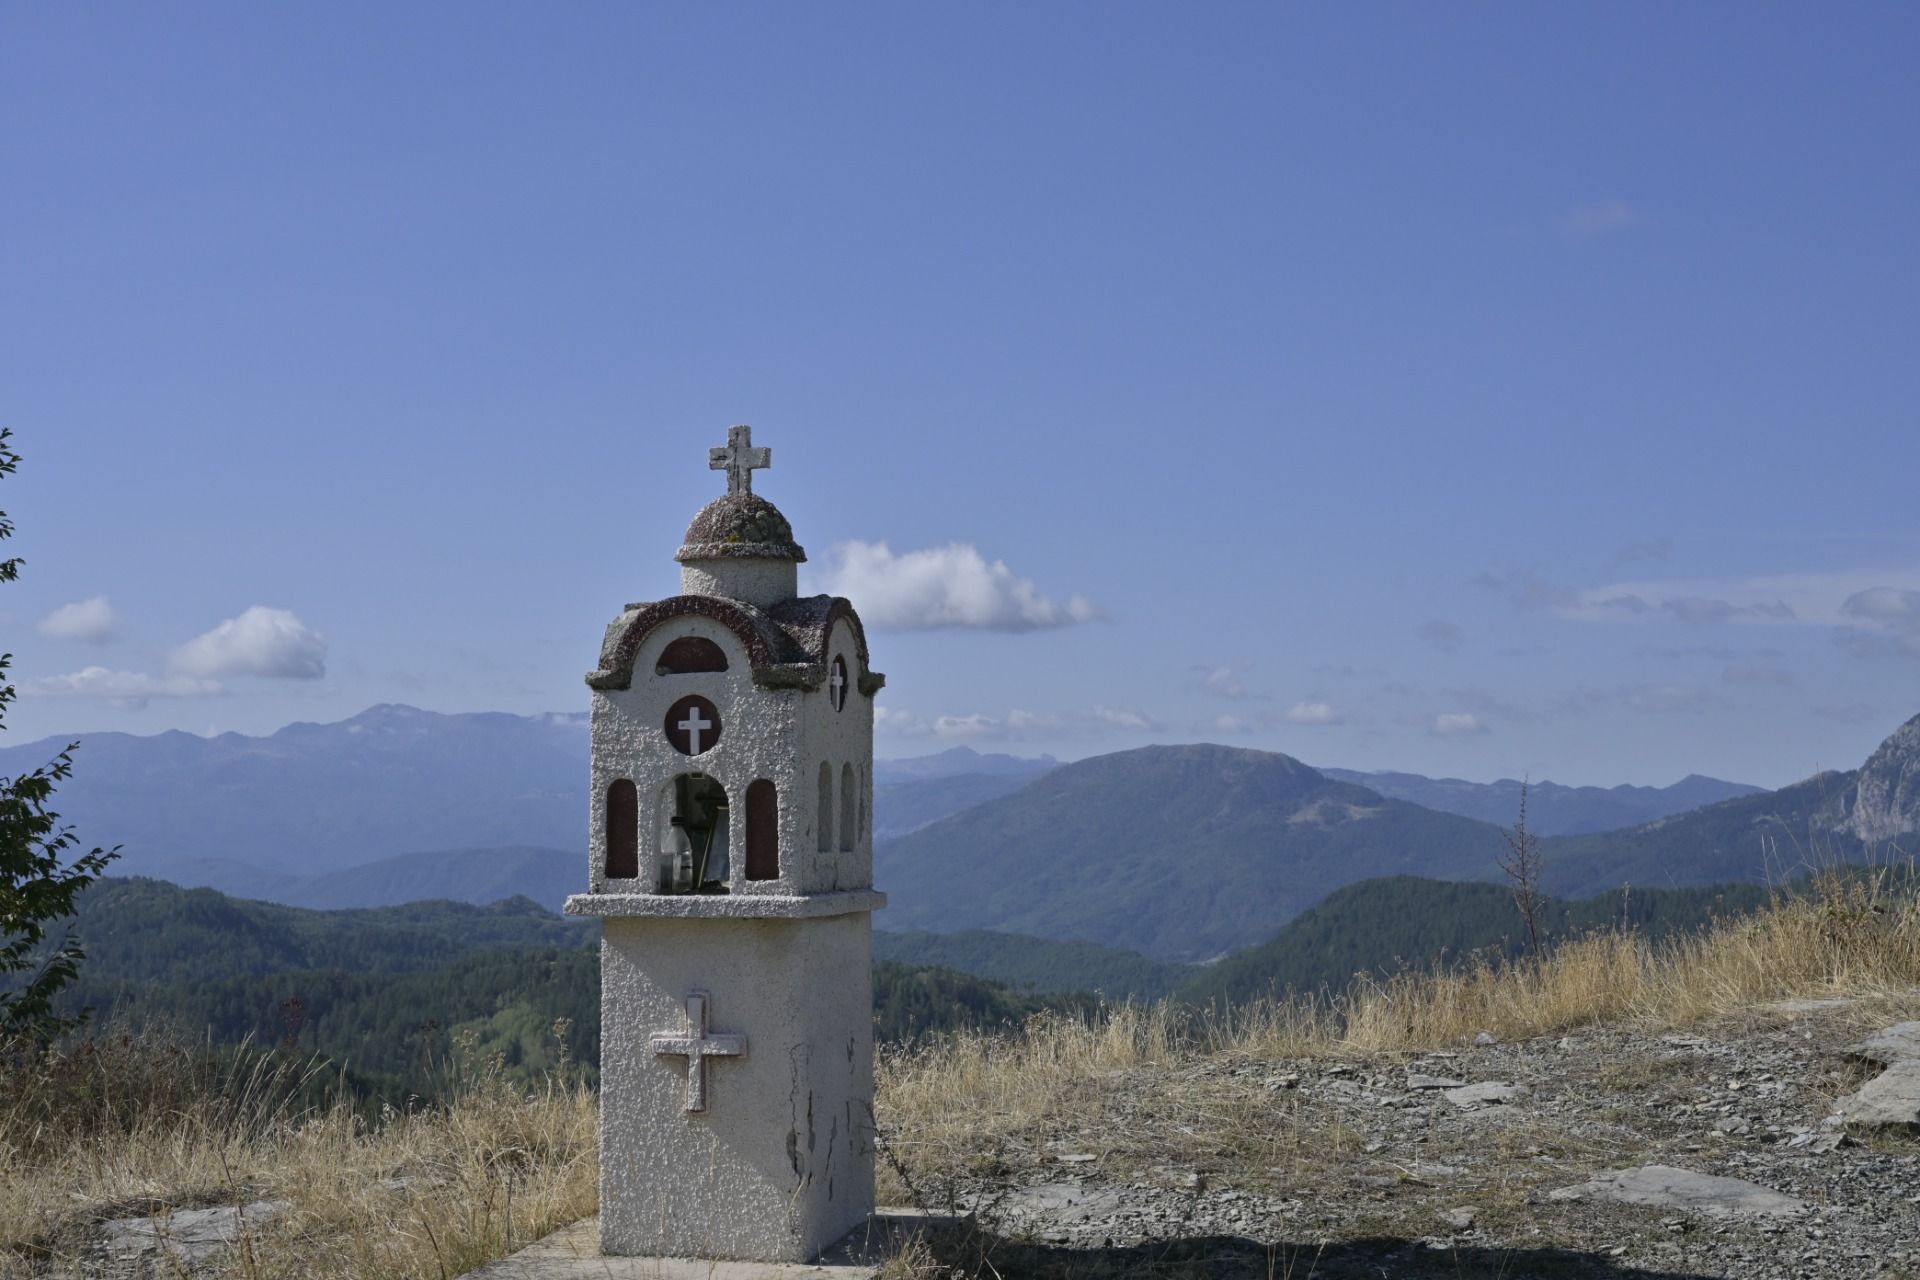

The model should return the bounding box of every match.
[1331,870,1920,1052]
[0,1026,595,1280]
[878,872,1920,1199]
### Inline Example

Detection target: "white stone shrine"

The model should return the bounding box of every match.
[564,426,886,1264]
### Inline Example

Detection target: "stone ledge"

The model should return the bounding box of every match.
[563,890,887,920]
[458,1210,955,1279]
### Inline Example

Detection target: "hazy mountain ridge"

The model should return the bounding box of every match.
[878,716,1920,962]
[1318,768,1762,835]
[121,845,581,913]
[21,704,1920,959]
[0,704,591,873]
[1,705,1040,903]
[876,744,1514,962]
[872,773,1042,840]
[872,745,1058,785]
[1542,768,1870,899]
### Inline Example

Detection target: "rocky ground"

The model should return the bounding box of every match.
[887,997,1920,1279]
[30,998,1918,1279]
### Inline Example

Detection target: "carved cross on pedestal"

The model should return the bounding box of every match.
[651,991,746,1113]
[709,425,771,497]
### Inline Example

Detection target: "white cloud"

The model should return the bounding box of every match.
[873,705,926,735]
[26,666,221,707]
[894,705,1157,742]
[38,596,119,643]
[1843,586,1920,625]
[932,714,998,740]
[172,607,328,680]
[1285,701,1340,725]
[1433,712,1487,737]
[1195,664,1250,699]
[1564,569,1920,637]
[818,541,1100,632]
[1841,588,1920,654]
[1558,200,1640,238]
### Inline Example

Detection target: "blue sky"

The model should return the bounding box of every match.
[4,4,1917,788]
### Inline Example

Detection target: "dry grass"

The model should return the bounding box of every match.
[0,1029,595,1280]
[1332,870,1920,1053]
[4,874,1917,1277]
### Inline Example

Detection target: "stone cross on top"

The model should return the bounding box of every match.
[709,424,771,496]
[651,991,746,1113]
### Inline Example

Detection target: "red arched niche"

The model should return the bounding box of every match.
[655,636,729,676]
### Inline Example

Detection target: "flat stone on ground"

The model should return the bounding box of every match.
[100,1201,289,1265]
[982,1183,1127,1232]
[1548,1165,1806,1217]
[1444,1081,1524,1108]
[1846,1021,1920,1066]
[1837,1058,1920,1132]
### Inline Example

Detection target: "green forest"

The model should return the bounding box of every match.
[40,879,1086,1100]
[31,869,1887,1104]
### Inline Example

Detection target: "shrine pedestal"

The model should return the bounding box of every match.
[592,909,877,1262]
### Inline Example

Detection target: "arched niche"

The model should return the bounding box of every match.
[816,761,834,853]
[839,762,857,853]
[655,635,729,676]
[654,772,731,894]
[745,779,778,881]
[604,778,639,881]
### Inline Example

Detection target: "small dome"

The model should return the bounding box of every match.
[675,493,807,563]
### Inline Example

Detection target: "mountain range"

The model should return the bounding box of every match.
[877,716,1919,961]
[127,845,581,914]
[1316,769,1761,836]
[876,744,1512,961]
[0,704,590,873]
[12,703,1917,962]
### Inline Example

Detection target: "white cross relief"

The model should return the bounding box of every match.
[651,991,746,1113]
[708,424,771,497]
[828,659,846,711]
[678,705,713,755]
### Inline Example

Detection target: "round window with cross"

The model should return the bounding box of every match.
[664,694,722,756]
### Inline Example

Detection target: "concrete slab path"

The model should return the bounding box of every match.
[458,1210,955,1279]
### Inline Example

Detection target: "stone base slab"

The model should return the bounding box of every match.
[458,1210,957,1279]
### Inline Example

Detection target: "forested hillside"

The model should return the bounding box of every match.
[69,877,596,978]
[875,929,1194,999]
[38,880,1087,1099]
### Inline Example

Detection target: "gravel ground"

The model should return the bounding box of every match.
[889,997,1920,1278]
